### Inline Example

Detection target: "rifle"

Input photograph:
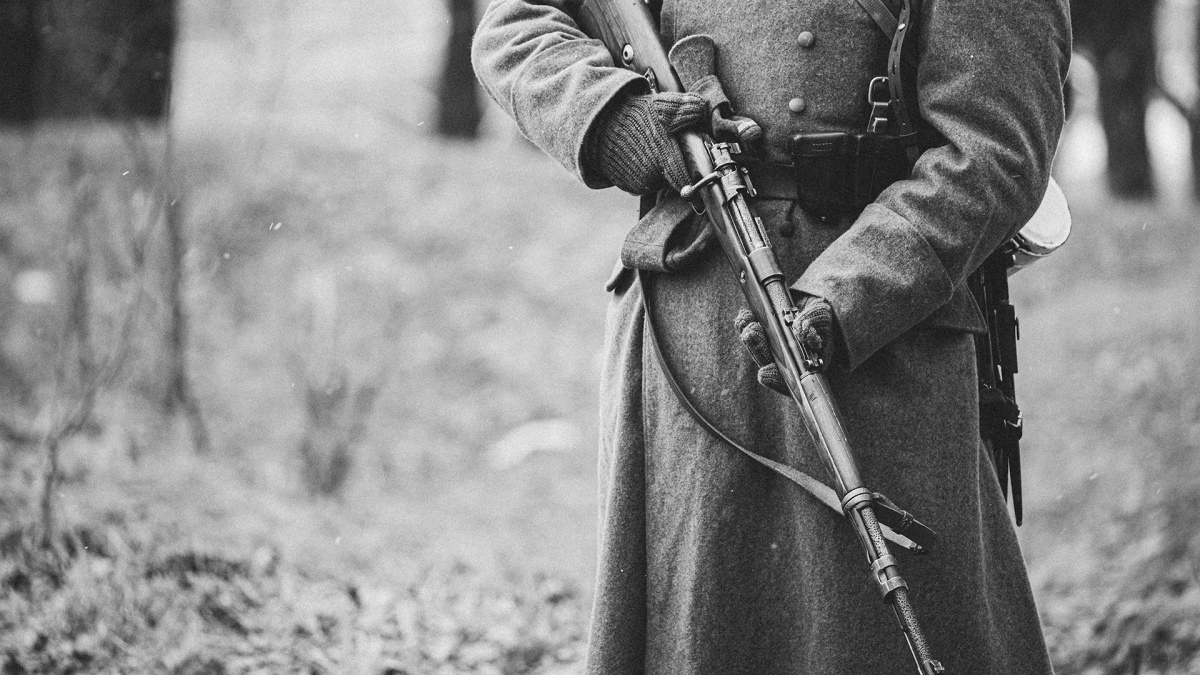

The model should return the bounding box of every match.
[576,1,946,673]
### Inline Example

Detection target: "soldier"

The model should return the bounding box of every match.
[473,0,1070,672]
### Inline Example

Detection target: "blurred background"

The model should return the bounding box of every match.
[0,0,1196,673]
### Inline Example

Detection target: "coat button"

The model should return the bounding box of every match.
[788,97,806,113]
[797,31,815,48]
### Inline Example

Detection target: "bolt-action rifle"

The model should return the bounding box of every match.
[577,1,946,672]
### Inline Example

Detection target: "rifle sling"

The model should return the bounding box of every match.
[638,271,934,553]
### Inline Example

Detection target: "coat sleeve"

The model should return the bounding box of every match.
[471,0,649,187]
[790,0,1071,370]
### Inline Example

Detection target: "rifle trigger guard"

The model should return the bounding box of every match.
[643,68,659,93]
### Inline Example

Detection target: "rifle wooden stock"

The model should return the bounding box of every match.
[577,2,946,672]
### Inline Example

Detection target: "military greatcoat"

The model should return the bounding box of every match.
[472,0,1071,672]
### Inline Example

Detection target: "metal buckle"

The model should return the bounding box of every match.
[867,76,891,134]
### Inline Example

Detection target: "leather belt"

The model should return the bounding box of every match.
[743,130,918,216]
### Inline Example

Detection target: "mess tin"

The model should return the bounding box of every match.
[1010,177,1071,275]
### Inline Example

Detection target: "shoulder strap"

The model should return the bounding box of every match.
[853,0,919,157]
[887,0,918,155]
[853,0,899,39]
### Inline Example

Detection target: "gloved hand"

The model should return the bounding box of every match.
[734,295,838,395]
[586,91,707,195]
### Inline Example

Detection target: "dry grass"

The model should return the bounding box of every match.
[0,122,610,674]
[0,506,586,675]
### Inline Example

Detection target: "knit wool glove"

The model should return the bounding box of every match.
[586,91,707,195]
[735,295,838,395]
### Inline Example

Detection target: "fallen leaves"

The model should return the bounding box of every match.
[0,519,586,674]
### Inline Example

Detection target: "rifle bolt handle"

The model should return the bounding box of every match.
[680,171,721,200]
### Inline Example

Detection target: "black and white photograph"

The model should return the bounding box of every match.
[0,0,1196,672]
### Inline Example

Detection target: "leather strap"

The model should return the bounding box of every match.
[854,0,920,147]
[854,0,918,71]
[887,0,920,163]
[853,0,898,39]
[638,271,934,552]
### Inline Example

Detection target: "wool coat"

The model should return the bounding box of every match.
[473,0,1071,672]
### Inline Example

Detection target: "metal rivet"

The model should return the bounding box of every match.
[788,97,806,113]
[621,44,634,65]
[797,31,815,48]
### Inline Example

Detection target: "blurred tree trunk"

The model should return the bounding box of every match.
[1072,0,1156,199]
[1093,0,1155,199]
[1161,321,1200,564]
[0,0,175,123]
[437,0,482,138]
[40,153,98,549]
[162,196,210,454]
[0,0,40,124]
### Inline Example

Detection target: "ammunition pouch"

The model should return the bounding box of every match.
[790,131,916,217]
[744,132,916,218]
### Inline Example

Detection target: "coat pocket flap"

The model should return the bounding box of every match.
[620,193,709,273]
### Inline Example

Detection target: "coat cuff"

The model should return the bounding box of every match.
[506,39,649,189]
[790,203,955,370]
